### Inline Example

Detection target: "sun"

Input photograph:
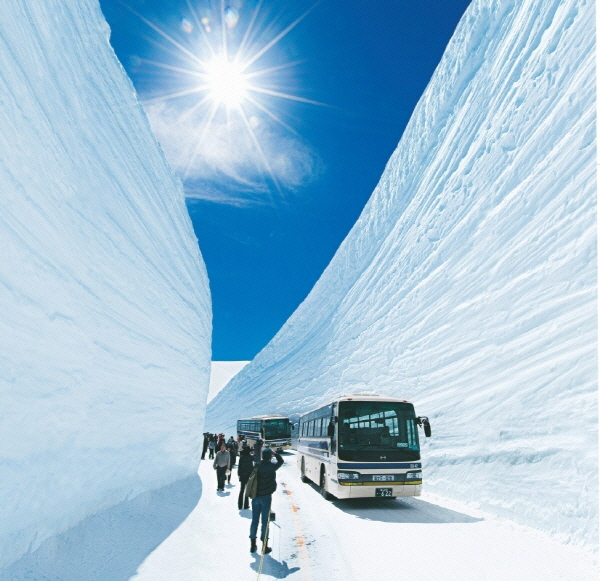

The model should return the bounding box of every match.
[126,1,324,191]
[204,55,248,107]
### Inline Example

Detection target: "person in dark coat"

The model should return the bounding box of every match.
[249,449,283,554]
[201,432,209,460]
[237,446,254,510]
[252,439,263,466]
[227,439,239,484]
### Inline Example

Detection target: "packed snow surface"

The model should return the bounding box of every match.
[0,0,211,570]
[5,455,596,580]
[207,0,598,550]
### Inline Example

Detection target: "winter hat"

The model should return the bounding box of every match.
[262,448,273,460]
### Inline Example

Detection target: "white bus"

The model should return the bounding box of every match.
[296,394,431,499]
[237,414,293,452]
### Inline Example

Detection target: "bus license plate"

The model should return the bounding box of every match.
[376,488,393,497]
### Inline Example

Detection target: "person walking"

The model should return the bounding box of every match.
[213,443,230,492]
[249,449,283,554]
[237,446,254,510]
[208,437,216,459]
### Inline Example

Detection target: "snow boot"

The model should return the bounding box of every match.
[263,546,272,555]
[250,539,257,553]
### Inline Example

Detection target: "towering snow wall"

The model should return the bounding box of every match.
[0,0,211,569]
[207,0,597,547]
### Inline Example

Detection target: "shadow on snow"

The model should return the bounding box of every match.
[302,480,482,524]
[250,553,300,579]
[0,474,202,581]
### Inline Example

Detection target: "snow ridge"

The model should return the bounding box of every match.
[0,0,211,569]
[206,0,597,548]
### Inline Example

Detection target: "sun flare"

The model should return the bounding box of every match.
[128,1,324,192]
[204,56,248,107]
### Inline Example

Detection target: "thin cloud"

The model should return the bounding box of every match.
[144,100,322,203]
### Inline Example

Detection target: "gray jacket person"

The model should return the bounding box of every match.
[213,445,230,492]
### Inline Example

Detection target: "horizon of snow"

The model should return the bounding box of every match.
[0,0,211,570]
[206,0,597,550]
[207,361,250,406]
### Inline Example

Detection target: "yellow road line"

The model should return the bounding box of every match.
[281,481,313,581]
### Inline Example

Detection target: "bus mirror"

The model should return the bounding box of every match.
[416,416,432,438]
[327,421,335,438]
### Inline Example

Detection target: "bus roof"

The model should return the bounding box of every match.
[299,394,414,418]
[239,414,289,420]
[336,394,411,403]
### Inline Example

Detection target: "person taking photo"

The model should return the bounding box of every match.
[249,449,283,554]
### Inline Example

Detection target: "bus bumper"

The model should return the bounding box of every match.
[334,483,422,499]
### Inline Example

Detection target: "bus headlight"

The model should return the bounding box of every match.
[337,471,360,480]
[406,471,422,479]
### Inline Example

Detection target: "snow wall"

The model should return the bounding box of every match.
[0,0,211,569]
[206,0,597,548]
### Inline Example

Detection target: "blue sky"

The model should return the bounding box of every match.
[99,0,471,360]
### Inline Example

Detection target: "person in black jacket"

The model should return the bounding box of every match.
[237,446,254,510]
[201,432,209,460]
[249,449,283,554]
[252,439,263,466]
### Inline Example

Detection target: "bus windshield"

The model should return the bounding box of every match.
[338,401,420,462]
[264,419,290,440]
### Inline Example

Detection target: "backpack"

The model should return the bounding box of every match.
[246,466,259,500]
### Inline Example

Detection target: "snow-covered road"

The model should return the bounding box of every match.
[130,452,596,581]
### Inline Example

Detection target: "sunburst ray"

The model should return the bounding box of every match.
[239,107,281,195]
[245,94,298,136]
[183,101,220,180]
[118,1,207,69]
[249,86,326,107]
[242,2,321,70]
[126,0,325,196]
[142,86,208,106]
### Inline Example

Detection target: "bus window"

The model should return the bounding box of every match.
[338,400,420,461]
[264,419,289,440]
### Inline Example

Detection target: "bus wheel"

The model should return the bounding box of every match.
[300,457,309,483]
[320,466,332,500]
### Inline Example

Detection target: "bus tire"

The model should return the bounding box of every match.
[300,457,309,483]
[320,465,332,500]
